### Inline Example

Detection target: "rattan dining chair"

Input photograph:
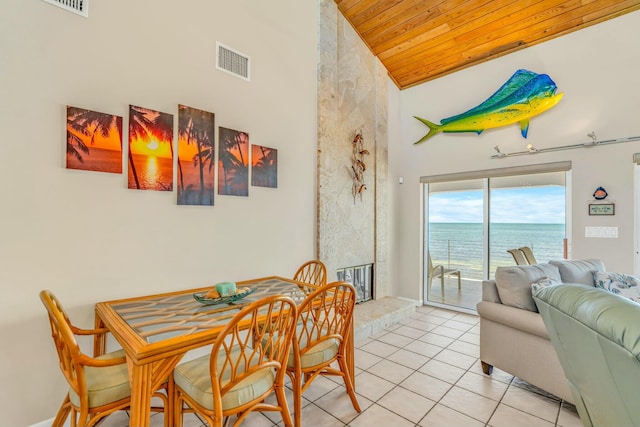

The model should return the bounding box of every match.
[293,259,327,292]
[172,295,298,427]
[287,281,361,427]
[40,290,170,427]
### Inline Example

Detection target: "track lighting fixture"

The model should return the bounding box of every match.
[490,133,640,159]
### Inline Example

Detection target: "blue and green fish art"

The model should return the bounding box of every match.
[413,69,563,144]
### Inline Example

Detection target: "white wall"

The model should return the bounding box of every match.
[393,11,640,301]
[0,1,318,425]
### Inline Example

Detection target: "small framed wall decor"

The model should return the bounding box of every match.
[589,203,615,216]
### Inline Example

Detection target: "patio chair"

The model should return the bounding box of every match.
[507,248,529,265]
[173,295,298,427]
[287,281,361,427]
[519,246,538,264]
[40,290,169,427]
[428,253,461,296]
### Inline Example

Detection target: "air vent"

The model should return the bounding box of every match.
[216,42,250,81]
[42,0,88,17]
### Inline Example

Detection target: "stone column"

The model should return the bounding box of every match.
[317,0,389,298]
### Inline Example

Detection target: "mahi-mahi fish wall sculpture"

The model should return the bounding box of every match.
[413,69,563,145]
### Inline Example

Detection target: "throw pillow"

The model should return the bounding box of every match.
[531,277,562,293]
[549,259,605,286]
[495,263,562,312]
[593,271,640,304]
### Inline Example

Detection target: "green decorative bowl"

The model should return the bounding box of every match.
[193,287,255,305]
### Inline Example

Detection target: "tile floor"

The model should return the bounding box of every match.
[101,305,582,427]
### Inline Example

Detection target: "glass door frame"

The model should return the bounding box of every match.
[421,161,572,313]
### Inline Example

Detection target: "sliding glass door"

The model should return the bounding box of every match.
[423,165,568,312]
[489,173,567,278]
[427,179,485,310]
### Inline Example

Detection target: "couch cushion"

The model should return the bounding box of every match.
[593,271,640,304]
[549,259,605,286]
[495,263,562,312]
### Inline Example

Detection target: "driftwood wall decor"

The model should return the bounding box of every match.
[350,129,369,203]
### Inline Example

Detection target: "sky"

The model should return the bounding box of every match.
[428,186,565,224]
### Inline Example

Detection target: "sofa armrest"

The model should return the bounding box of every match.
[482,280,502,303]
[477,300,549,339]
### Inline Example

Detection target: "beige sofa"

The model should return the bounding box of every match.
[476,259,606,403]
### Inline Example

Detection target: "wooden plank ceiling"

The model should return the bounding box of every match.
[335,0,640,89]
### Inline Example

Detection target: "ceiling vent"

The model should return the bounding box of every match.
[216,42,250,81]
[42,0,88,17]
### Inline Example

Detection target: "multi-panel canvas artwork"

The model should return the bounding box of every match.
[177,105,216,206]
[64,103,278,203]
[66,106,123,174]
[128,105,174,191]
[251,145,277,188]
[218,127,249,197]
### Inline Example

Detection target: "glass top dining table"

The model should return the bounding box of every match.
[94,276,354,427]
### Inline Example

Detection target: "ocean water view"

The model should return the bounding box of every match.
[429,222,566,280]
[66,147,122,174]
[128,153,173,191]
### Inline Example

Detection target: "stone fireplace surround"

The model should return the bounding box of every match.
[317,0,390,302]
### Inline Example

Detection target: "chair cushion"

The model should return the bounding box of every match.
[495,263,561,312]
[593,271,640,304]
[292,338,339,369]
[549,259,605,285]
[286,319,339,369]
[174,346,275,411]
[69,349,131,408]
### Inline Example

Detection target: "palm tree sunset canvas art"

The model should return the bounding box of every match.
[66,106,123,173]
[177,105,215,205]
[218,127,249,197]
[128,105,174,191]
[251,145,277,188]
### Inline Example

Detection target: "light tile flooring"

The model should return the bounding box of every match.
[101,305,582,427]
